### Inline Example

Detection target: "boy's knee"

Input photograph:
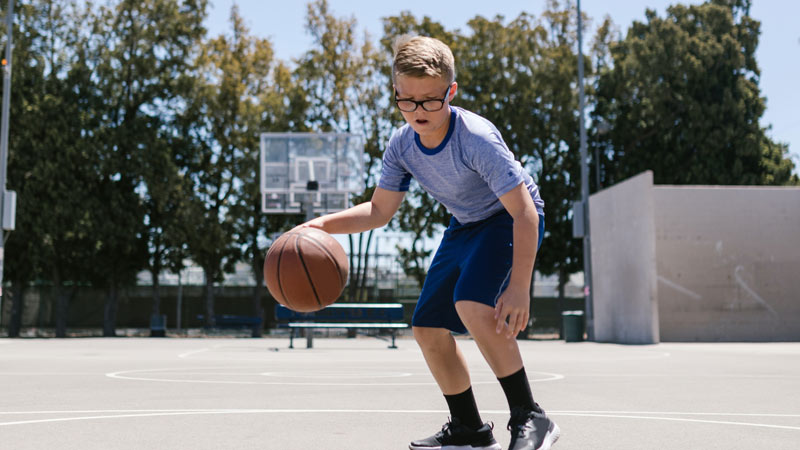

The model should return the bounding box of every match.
[413,326,451,351]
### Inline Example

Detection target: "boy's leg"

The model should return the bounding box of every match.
[456,300,560,450]
[413,326,482,428]
[413,326,471,394]
[454,301,523,378]
[410,326,501,450]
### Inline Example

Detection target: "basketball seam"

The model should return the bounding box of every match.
[275,235,294,310]
[295,236,323,308]
[298,233,347,288]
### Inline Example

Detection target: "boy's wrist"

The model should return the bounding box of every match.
[506,278,531,293]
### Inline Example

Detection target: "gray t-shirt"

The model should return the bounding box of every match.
[378,106,545,224]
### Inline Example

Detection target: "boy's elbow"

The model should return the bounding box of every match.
[370,203,393,228]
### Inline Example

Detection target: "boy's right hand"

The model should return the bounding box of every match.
[293,217,326,232]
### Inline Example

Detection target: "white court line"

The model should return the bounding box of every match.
[1,409,799,431]
[0,372,102,376]
[260,371,414,379]
[552,412,800,431]
[177,347,214,359]
[566,373,800,379]
[105,367,565,386]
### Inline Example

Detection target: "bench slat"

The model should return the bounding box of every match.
[285,322,408,329]
[275,303,405,321]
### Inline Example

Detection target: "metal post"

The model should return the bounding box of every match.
[577,0,594,340]
[0,0,15,327]
[302,181,317,349]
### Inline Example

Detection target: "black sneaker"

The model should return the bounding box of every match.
[409,417,502,450]
[507,406,561,450]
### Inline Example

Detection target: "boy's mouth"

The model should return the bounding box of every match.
[415,119,429,125]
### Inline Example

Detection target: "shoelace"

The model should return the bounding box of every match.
[440,417,494,438]
[440,417,460,439]
[507,406,542,435]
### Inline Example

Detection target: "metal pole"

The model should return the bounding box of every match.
[577,0,594,340]
[303,188,316,349]
[0,0,15,328]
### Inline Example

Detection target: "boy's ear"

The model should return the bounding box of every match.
[448,82,458,102]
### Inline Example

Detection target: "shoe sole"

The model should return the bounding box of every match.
[408,444,503,450]
[536,422,561,450]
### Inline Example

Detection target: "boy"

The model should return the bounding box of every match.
[299,35,560,450]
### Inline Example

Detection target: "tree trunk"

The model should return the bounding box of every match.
[204,269,215,327]
[520,269,536,340]
[55,286,75,338]
[8,281,25,338]
[151,267,161,317]
[176,271,183,331]
[103,280,119,337]
[358,229,374,301]
[36,285,49,337]
[347,234,356,301]
[251,251,263,338]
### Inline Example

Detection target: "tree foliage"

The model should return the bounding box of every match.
[592,0,797,186]
[1,0,795,336]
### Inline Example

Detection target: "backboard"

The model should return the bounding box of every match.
[260,132,364,214]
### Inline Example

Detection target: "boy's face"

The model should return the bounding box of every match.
[394,75,457,145]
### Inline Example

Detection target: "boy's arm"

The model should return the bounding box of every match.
[494,182,540,339]
[300,187,405,235]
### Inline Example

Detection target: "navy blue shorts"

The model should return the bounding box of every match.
[411,210,545,334]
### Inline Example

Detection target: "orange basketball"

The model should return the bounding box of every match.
[264,227,348,312]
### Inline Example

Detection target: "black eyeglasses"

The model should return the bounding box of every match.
[394,85,452,112]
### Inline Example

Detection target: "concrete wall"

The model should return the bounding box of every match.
[653,186,800,341]
[589,171,660,344]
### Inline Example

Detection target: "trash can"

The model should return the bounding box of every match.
[562,310,584,342]
[150,314,167,337]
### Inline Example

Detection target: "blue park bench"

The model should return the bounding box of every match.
[196,314,263,335]
[274,303,409,349]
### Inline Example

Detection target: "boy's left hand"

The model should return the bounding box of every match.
[494,284,530,339]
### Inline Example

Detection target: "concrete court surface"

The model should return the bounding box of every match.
[0,336,798,450]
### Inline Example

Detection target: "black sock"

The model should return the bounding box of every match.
[444,386,483,430]
[498,367,541,413]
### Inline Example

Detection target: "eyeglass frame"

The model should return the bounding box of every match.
[394,84,453,112]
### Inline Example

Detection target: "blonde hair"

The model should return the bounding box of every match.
[392,35,455,84]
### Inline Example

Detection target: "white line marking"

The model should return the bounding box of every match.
[259,371,414,379]
[177,347,213,358]
[1,409,799,431]
[105,367,565,386]
[0,373,103,376]
[566,374,799,379]
[553,412,800,431]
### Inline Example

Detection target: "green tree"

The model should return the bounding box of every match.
[592,0,797,186]
[455,2,585,336]
[213,6,309,334]
[3,0,103,337]
[181,4,275,327]
[380,13,455,290]
[381,4,590,333]
[298,0,391,301]
[87,0,208,335]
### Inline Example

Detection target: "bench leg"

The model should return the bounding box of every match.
[306,328,314,349]
[289,329,295,349]
[389,330,398,349]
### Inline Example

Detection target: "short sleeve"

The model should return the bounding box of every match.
[466,131,526,198]
[378,132,412,192]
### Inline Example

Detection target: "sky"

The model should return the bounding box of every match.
[205,0,800,174]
